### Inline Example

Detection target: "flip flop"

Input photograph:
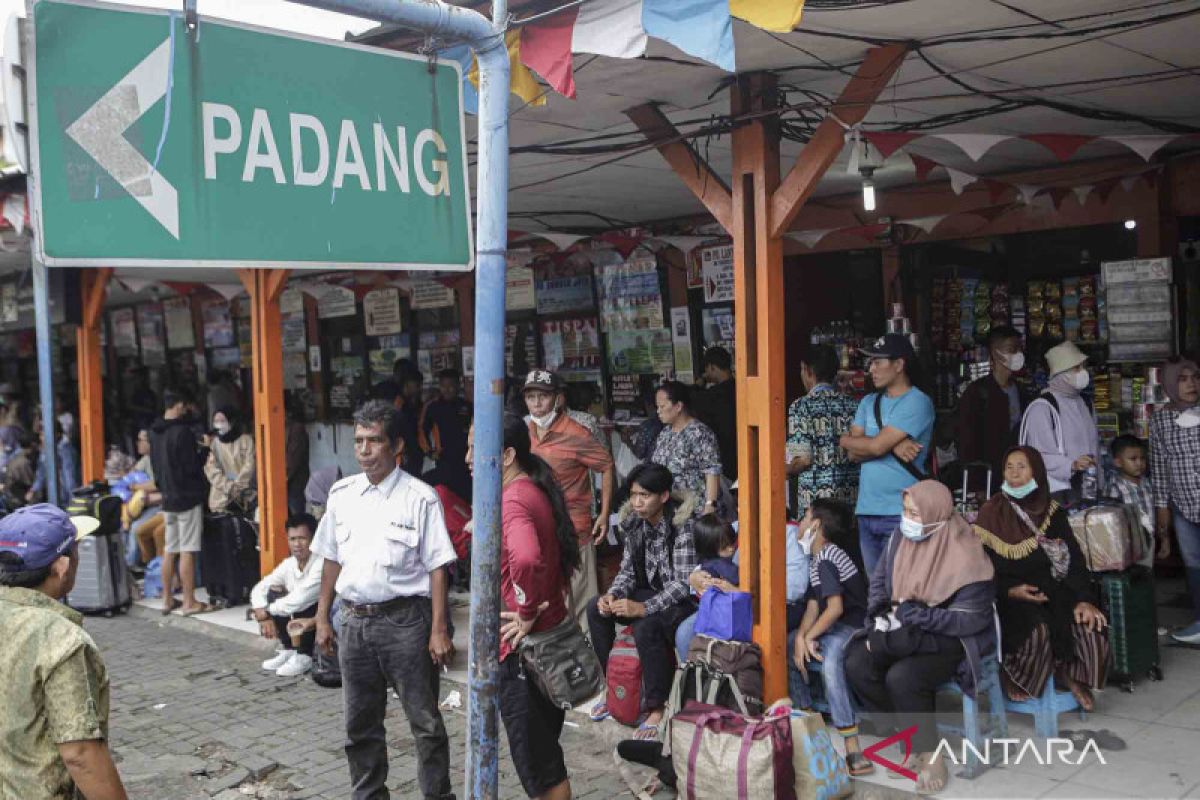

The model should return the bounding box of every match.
[846,752,875,777]
[634,722,660,741]
[160,600,181,616]
[589,702,610,722]
[180,603,214,616]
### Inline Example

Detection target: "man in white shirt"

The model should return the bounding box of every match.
[252,512,323,677]
[313,400,458,800]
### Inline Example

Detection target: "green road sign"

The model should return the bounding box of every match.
[29,0,473,270]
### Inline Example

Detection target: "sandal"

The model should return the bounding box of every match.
[589,701,610,722]
[634,721,660,741]
[846,752,875,777]
[161,600,181,616]
[180,603,214,616]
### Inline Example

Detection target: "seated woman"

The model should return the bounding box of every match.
[973,445,1109,711]
[845,480,995,796]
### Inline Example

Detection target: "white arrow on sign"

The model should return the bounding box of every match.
[65,38,179,239]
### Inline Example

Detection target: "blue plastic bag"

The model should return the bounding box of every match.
[143,557,163,599]
[694,587,753,642]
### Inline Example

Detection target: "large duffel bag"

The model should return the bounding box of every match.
[670,701,796,800]
[201,513,259,607]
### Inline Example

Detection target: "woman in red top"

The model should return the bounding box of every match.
[466,413,579,800]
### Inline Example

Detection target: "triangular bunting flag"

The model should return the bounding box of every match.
[984,179,1009,204]
[1,193,26,234]
[438,45,479,115]
[909,153,938,182]
[531,231,590,250]
[1119,175,1141,193]
[470,31,547,107]
[596,231,646,258]
[898,215,948,235]
[787,229,837,249]
[1016,184,1040,205]
[947,167,978,195]
[931,133,1012,162]
[643,0,736,71]
[1022,134,1096,161]
[863,131,921,161]
[967,205,1011,224]
[118,277,159,294]
[1095,178,1119,205]
[208,283,245,301]
[572,0,647,59]
[1047,187,1071,210]
[842,223,889,243]
[652,236,715,257]
[1104,134,1178,162]
[521,7,579,99]
[730,0,805,32]
[1073,185,1094,206]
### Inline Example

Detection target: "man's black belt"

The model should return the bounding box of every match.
[346,596,421,617]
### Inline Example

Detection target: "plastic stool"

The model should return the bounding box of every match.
[936,657,1008,779]
[1003,674,1085,738]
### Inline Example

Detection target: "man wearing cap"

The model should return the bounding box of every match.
[1019,341,1101,503]
[0,504,127,800]
[523,369,614,625]
[839,333,936,575]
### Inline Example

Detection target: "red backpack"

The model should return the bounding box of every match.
[435,485,472,560]
[607,626,643,726]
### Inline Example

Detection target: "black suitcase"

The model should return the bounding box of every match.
[1098,566,1163,692]
[201,513,260,607]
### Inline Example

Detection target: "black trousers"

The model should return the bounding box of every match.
[498,655,568,798]
[844,632,965,752]
[587,589,694,710]
[266,589,319,657]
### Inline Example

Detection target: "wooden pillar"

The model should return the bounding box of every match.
[730,73,789,701]
[238,268,291,574]
[76,268,113,483]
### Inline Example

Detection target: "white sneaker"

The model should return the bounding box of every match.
[262,649,294,671]
[277,653,313,677]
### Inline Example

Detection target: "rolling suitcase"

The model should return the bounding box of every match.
[953,462,992,524]
[1098,566,1163,692]
[201,513,260,607]
[66,489,131,616]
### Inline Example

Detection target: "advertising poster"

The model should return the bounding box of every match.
[506,264,537,311]
[163,296,195,349]
[368,347,403,383]
[136,304,166,366]
[279,288,304,315]
[210,346,241,369]
[701,306,735,352]
[110,307,138,355]
[201,300,234,348]
[363,287,403,336]
[700,244,734,303]
[541,318,601,371]
[281,312,307,353]
[598,252,663,331]
[607,328,674,374]
[283,352,308,390]
[411,281,456,310]
[317,284,357,319]
[611,373,639,405]
[535,276,594,315]
[505,322,539,376]
[670,306,694,384]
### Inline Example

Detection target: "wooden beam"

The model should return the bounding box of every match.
[731,73,789,703]
[77,268,112,483]
[771,43,909,238]
[244,268,290,574]
[625,103,734,233]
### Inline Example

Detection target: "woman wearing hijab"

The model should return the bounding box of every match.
[844,480,995,796]
[974,445,1108,711]
[1150,358,1200,644]
[1019,341,1101,504]
[203,407,257,514]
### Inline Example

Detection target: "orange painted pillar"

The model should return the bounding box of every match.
[238,268,291,574]
[76,268,113,483]
[731,73,789,702]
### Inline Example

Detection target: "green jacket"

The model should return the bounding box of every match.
[0,586,110,800]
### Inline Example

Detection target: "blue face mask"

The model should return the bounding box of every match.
[900,516,932,541]
[1002,479,1038,500]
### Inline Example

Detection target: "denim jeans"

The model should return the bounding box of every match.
[858,515,900,578]
[339,597,453,800]
[787,622,858,733]
[675,611,698,663]
[125,506,161,567]
[1174,508,1200,621]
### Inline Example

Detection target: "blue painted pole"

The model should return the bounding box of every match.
[285,3,509,797]
[32,259,58,506]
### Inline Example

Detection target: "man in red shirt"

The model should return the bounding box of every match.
[525,369,614,625]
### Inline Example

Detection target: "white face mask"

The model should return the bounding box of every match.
[998,351,1025,372]
[213,422,231,435]
[1073,370,1091,391]
[1176,408,1200,429]
[530,411,557,430]
[799,525,817,556]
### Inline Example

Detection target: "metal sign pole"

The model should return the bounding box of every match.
[283,2,509,797]
[32,258,58,505]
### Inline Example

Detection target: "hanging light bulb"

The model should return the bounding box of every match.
[861,167,877,212]
[1124,219,1137,230]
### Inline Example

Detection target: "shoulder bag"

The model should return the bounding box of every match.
[873,392,926,482]
[518,584,606,710]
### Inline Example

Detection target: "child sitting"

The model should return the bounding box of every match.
[675,514,739,661]
[788,498,873,776]
[1105,434,1155,567]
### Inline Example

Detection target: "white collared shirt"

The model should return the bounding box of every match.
[310,467,457,604]
[249,554,324,617]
